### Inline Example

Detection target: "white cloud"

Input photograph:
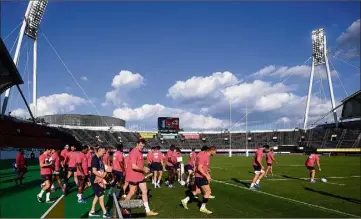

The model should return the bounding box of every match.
[113,104,226,130]
[11,93,87,118]
[104,70,145,106]
[167,71,240,104]
[337,19,360,47]
[251,65,337,79]
[80,76,88,81]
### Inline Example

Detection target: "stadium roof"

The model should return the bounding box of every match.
[341,89,361,120]
[0,38,23,94]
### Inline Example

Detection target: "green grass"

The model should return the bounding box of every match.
[1,155,360,218]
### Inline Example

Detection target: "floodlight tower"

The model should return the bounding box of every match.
[1,0,48,118]
[303,28,338,130]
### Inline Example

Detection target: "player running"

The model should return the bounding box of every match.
[181,146,216,214]
[76,145,89,203]
[265,148,278,177]
[150,146,164,188]
[165,145,177,188]
[185,148,197,186]
[249,144,270,190]
[15,148,27,185]
[108,143,125,197]
[124,139,158,216]
[37,148,54,203]
[305,148,321,183]
[51,148,65,193]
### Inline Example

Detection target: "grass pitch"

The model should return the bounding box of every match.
[0,154,360,218]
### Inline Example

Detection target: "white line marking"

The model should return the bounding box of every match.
[324,181,345,186]
[40,195,65,219]
[213,180,360,218]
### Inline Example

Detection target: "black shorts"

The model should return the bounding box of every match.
[147,164,154,172]
[175,163,180,170]
[129,179,146,186]
[165,165,174,171]
[267,163,272,167]
[41,174,52,181]
[151,162,163,171]
[195,177,208,187]
[184,164,193,172]
[69,167,77,173]
[253,165,262,172]
[112,170,124,182]
[91,183,104,197]
[306,166,315,170]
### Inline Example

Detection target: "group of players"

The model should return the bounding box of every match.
[13,141,322,217]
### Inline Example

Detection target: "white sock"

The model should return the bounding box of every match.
[256,180,260,184]
[144,202,150,213]
[46,192,50,201]
[157,178,161,184]
[39,190,44,197]
[77,193,82,200]
[183,197,190,203]
[250,183,255,188]
[201,203,206,209]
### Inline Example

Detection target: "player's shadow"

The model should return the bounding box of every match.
[280,174,306,182]
[304,187,361,204]
[0,179,43,198]
[231,178,250,188]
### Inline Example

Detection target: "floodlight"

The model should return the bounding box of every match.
[312,28,326,65]
[25,0,48,40]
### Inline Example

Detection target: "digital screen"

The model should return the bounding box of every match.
[158,117,180,133]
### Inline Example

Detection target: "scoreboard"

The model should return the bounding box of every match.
[158,117,180,133]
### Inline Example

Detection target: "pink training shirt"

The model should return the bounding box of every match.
[86,151,93,168]
[146,151,153,165]
[112,151,124,172]
[51,152,60,172]
[103,152,110,166]
[127,148,145,182]
[39,153,52,175]
[60,149,69,165]
[151,150,162,163]
[165,150,177,166]
[76,152,88,176]
[124,155,130,180]
[195,151,210,178]
[253,148,264,166]
[266,151,274,164]
[68,151,78,168]
[16,153,26,169]
[305,154,319,167]
[188,151,197,166]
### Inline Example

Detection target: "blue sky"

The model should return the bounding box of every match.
[1,1,360,131]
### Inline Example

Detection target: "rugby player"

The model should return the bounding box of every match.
[181,146,216,214]
[66,145,79,189]
[165,145,177,188]
[60,145,69,187]
[37,148,54,203]
[122,149,131,199]
[76,145,89,203]
[88,146,111,218]
[15,148,27,185]
[145,147,155,183]
[51,148,65,193]
[124,139,158,216]
[109,143,125,197]
[265,148,278,177]
[150,146,163,188]
[185,148,197,186]
[249,144,270,190]
[305,148,321,183]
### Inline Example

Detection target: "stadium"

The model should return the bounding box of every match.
[0,1,360,219]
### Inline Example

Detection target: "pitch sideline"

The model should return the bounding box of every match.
[213,179,360,218]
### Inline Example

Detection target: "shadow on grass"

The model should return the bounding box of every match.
[280,174,306,182]
[231,178,250,188]
[0,179,43,198]
[304,187,361,204]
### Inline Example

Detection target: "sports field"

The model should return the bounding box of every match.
[0,155,360,218]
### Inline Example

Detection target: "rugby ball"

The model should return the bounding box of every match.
[321,178,327,183]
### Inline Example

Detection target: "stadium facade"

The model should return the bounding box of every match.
[38,114,126,127]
